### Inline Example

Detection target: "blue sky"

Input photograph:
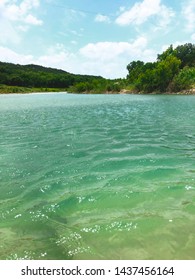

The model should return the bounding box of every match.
[0,0,194,78]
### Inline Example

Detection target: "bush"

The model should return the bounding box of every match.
[171,67,195,91]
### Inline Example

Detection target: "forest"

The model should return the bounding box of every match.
[0,43,195,94]
[0,62,107,93]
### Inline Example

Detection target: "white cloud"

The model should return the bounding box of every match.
[0,46,33,64]
[156,5,175,30]
[0,0,42,45]
[17,25,29,32]
[0,18,21,44]
[35,44,76,70]
[80,60,126,78]
[1,0,42,25]
[79,37,148,61]
[182,0,195,32]
[115,0,174,29]
[95,14,110,23]
[116,0,160,25]
[24,14,42,25]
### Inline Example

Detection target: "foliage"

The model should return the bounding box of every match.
[0,84,63,94]
[158,43,195,68]
[171,67,195,91]
[0,61,105,92]
[157,45,176,62]
[127,60,145,83]
[69,78,123,93]
[126,43,195,93]
[0,61,124,93]
[174,43,195,68]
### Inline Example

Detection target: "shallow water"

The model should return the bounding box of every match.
[0,93,195,260]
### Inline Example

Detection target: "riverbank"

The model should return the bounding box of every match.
[0,84,195,95]
[0,85,67,94]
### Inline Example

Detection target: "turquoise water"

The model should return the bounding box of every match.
[0,93,195,260]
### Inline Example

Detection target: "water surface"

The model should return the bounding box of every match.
[0,93,195,259]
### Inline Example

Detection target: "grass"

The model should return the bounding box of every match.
[0,85,67,94]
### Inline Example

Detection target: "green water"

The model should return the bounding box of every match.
[0,93,195,260]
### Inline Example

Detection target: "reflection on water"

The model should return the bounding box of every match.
[0,93,195,259]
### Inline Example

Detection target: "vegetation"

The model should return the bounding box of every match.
[0,61,121,94]
[0,43,195,94]
[0,84,66,94]
[126,43,195,93]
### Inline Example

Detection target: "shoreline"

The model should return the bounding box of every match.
[0,85,67,94]
[0,86,195,95]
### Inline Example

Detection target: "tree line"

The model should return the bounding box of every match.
[126,43,195,93]
[0,61,123,93]
[0,62,104,89]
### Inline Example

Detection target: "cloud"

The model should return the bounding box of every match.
[1,0,42,25]
[115,0,174,29]
[0,46,33,64]
[116,0,160,25]
[79,37,148,61]
[0,0,42,44]
[35,44,76,71]
[182,0,195,32]
[24,14,42,25]
[0,18,21,44]
[95,14,110,23]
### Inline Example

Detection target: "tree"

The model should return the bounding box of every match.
[132,55,181,92]
[171,67,195,91]
[174,43,195,68]
[127,60,144,83]
[153,55,181,92]
[157,44,176,62]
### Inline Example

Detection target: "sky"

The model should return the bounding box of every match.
[0,0,195,79]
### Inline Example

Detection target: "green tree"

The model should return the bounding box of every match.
[174,43,195,68]
[157,45,176,62]
[127,60,144,83]
[133,55,181,92]
[171,67,195,91]
[155,55,181,91]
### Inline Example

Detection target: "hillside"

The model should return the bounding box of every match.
[0,61,104,90]
[0,61,123,93]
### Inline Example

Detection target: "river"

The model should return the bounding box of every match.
[0,93,195,259]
